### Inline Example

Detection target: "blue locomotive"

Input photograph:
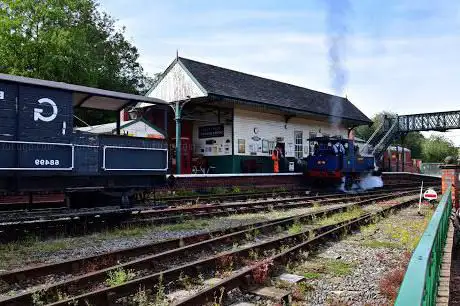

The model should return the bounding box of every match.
[0,73,169,208]
[304,136,382,190]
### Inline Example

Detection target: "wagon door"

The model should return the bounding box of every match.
[17,85,74,170]
[0,81,18,170]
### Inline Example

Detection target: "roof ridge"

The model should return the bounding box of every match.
[178,56,345,101]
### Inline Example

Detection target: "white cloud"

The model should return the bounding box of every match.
[98,0,460,146]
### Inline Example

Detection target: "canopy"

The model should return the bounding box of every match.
[0,73,167,111]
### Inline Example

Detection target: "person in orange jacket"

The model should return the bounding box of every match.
[272,144,282,173]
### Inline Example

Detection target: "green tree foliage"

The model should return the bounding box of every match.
[421,135,458,162]
[0,0,153,125]
[354,111,397,141]
[393,132,425,159]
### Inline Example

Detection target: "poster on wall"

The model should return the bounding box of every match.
[262,139,269,153]
[249,143,258,155]
[238,139,245,153]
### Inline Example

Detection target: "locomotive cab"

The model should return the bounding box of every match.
[304,136,379,190]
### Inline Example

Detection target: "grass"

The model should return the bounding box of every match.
[161,220,209,231]
[105,267,135,287]
[288,221,303,235]
[303,272,322,279]
[294,257,354,278]
[103,219,210,239]
[0,218,210,270]
[0,236,73,269]
[318,206,364,226]
[360,206,434,252]
[327,260,354,276]
[360,223,378,237]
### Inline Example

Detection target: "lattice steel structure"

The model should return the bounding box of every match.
[397,110,460,132]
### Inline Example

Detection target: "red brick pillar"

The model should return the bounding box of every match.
[440,164,460,210]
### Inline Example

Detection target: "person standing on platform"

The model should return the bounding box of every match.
[272,144,282,173]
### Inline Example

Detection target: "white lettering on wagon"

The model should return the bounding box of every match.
[35,159,60,166]
[0,91,4,100]
[34,98,57,122]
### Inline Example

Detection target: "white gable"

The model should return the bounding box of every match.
[121,121,164,138]
[147,61,206,102]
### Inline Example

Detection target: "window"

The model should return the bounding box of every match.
[294,131,303,159]
[268,141,275,155]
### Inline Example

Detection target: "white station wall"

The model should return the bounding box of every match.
[192,109,233,156]
[233,107,348,158]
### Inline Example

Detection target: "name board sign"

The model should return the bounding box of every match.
[199,125,224,139]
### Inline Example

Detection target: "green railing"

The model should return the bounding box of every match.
[395,186,452,306]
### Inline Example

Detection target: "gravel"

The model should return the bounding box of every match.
[0,203,346,271]
[290,204,431,306]
[219,203,431,306]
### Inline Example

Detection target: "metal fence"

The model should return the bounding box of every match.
[394,186,452,306]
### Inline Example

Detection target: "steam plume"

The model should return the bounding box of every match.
[326,0,350,134]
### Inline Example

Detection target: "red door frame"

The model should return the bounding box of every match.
[172,137,192,174]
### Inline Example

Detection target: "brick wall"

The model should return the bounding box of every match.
[161,173,441,192]
[162,174,306,191]
[441,167,460,210]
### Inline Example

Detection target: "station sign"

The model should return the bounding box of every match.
[423,188,438,201]
[198,125,224,139]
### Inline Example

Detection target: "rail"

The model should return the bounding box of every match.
[394,186,453,306]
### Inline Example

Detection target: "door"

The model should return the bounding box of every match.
[171,137,192,174]
[181,138,192,174]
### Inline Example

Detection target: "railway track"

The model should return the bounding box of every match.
[0,190,422,305]
[0,177,439,212]
[0,185,432,242]
[0,181,437,223]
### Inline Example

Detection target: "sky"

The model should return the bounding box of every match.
[99,0,460,146]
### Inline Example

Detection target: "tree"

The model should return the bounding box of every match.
[354,111,397,141]
[0,0,152,125]
[421,135,458,163]
[393,132,425,159]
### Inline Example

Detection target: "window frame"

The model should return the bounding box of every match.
[294,130,303,159]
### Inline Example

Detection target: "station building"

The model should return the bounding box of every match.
[121,57,372,174]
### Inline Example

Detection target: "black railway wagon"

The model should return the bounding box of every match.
[0,73,169,207]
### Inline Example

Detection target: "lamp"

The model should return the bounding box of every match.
[127,107,138,120]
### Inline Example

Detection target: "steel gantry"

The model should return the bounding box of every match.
[397,110,460,133]
[361,110,460,172]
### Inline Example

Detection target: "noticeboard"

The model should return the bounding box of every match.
[198,125,224,139]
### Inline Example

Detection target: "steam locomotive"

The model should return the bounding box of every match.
[303,136,382,190]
